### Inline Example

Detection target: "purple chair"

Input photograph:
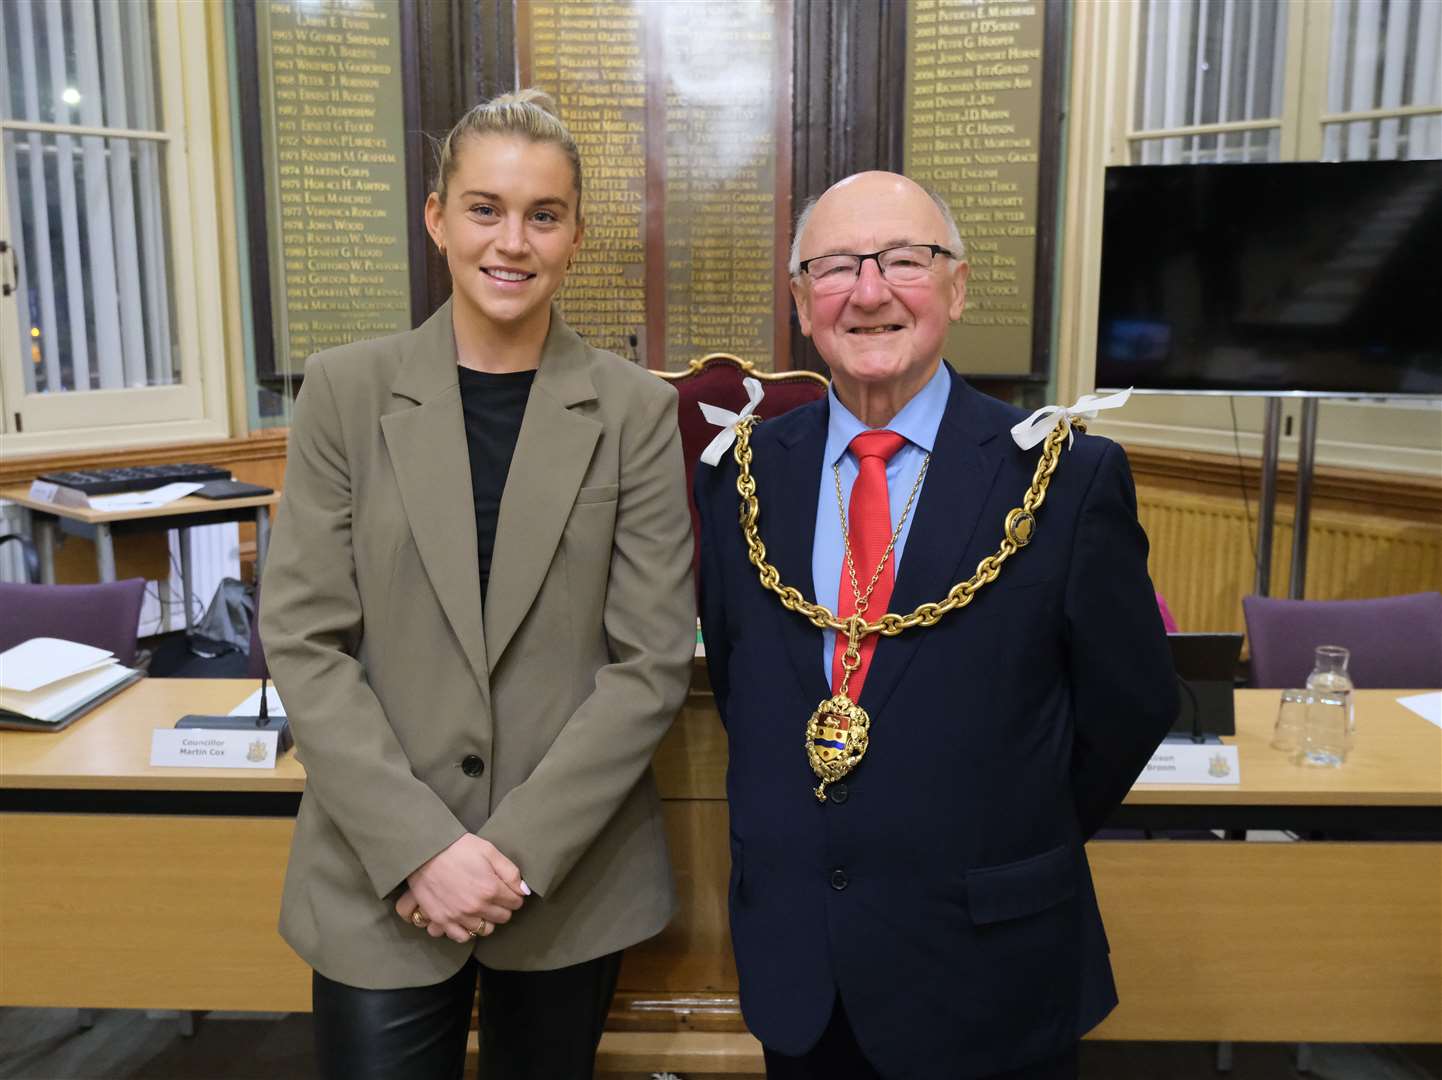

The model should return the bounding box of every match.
[0,578,147,667]
[1242,591,1442,689]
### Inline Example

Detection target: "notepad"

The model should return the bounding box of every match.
[0,637,142,728]
[0,663,137,724]
[0,637,115,693]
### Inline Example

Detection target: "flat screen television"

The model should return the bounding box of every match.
[1095,161,1442,397]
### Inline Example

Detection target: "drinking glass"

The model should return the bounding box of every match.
[1298,690,1350,767]
[1271,688,1310,754]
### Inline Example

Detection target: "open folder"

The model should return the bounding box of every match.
[0,638,143,731]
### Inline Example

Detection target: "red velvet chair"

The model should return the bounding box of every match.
[656,353,829,583]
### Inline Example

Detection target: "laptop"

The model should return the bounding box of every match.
[1166,632,1245,738]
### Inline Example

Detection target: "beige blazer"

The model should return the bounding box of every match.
[260,301,695,988]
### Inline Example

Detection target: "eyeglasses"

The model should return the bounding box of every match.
[795,244,955,294]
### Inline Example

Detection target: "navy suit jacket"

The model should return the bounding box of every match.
[695,369,1176,1078]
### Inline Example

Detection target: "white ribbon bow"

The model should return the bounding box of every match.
[698,376,765,466]
[1009,387,1133,450]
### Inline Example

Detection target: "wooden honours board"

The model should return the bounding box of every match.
[906,0,1050,377]
[254,0,413,378]
[523,1,649,364]
[519,0,792,371]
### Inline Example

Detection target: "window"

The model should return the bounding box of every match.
[1131,0,1289,163]
[1057,0,1441,475]
[1321,0,1442,161]
[0,0,228,453]
[1128,0,1442,165]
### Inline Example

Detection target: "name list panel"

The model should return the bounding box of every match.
[906,0,1045,376]
[525,0,648,362]
[520,0,789,370]
[662,0,782,369]
[257,0,412,375]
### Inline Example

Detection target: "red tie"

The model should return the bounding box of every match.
[832,430,908,697]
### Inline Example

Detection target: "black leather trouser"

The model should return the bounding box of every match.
[312,951,623,1080]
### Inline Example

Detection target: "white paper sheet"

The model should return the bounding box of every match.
[0,637,115,693]
[1397,691,1442,730]
[89,482,203,510]
[229,685,287,717]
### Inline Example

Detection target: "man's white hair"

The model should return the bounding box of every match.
[787,184,965,276]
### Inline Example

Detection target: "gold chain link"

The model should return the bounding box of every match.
[731,414,1080,638]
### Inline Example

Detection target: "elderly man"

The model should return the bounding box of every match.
[694,172,1175,1079]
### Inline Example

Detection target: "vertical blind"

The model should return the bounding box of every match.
[1324,0,1442,160]
[1133,0,1442,166]
[1133,0,1288,164]
[0,0,176,396]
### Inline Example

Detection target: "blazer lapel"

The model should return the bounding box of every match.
[483,310,602,671]
[763,404,832,707]
[380,300,491,700]
[858,370,1006,717]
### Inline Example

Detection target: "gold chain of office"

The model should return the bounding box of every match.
[730,412,1082,638]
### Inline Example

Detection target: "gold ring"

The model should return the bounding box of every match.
[410,909,429,929]
[468,919,489,939]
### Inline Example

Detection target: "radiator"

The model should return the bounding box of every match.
[0,502,238,635]
[139,524,242,637]
[1137,488,1442,635]
[0,500,33,583]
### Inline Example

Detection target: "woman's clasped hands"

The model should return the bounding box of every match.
[394,834,531,943]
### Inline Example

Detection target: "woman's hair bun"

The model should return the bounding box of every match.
[488,87,561,119]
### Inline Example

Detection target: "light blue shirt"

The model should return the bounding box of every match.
[813,362,950,681]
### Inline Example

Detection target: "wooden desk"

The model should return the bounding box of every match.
[1,680,309,1013]
[0,485,279,633]
[2,681,1438,1065]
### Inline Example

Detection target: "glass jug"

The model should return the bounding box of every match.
[1305,645,1355,748]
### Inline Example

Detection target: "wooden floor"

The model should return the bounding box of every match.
[0,1008,1438,1080]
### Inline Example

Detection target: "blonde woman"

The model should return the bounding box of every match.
[261,90,695,1079]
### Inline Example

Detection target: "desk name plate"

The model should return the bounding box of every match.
[1136,743,1242,785]
[150,729,279,770]
[27,479,88,509]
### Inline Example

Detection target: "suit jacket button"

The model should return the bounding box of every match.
[828,783,849,804]
[830,869,848,891]
[461,754,485,777]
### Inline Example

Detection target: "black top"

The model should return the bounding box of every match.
[458,366,536,601]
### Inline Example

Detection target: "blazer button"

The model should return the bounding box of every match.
[828,783,849,804]
[830,869,849,891]
[461,754,485,778]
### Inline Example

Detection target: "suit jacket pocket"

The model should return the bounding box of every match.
[575,483,619,505]
[986,570,1058,594]
[965,842,1077,925]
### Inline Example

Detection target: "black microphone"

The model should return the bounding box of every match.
[176,673,292,751]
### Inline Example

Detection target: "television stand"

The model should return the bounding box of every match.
[1254,396,1322,600]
